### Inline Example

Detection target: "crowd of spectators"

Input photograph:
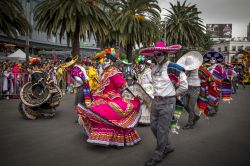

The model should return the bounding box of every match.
[0,59,73,100]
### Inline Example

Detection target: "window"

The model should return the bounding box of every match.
[238,46,243,51]
[218,47,221,52]
[232,46,236,51]
[224,46,228,52]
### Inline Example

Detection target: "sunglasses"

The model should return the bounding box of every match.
[155,52,164,57]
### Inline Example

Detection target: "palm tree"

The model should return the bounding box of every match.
[0,0,30,37]
[113,0,161,62]
[164,0,205,48]
[34,0,111,57]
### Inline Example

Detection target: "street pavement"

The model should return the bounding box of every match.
[0,86,250,166]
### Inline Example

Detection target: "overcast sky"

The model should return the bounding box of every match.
[158,0,250,37]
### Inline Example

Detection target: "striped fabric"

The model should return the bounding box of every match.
[208,64,231,101]
[197,66,219,116]
[171,97,184,131]
[167,62,185,88]
[72,66,92,106]
[167,62,185,132]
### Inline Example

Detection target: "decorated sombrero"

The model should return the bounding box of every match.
[121,59,132,65]
[139,41,182,56]
[177,51,203,71]
[92,48,120,63]
[203,51,224,63]
[59,55,79,68]
[91,51,105,64]
[20,72,51,107]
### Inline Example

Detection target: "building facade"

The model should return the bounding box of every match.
[247,22,250,42]
[212,40,250,63]
[0,0,99,59]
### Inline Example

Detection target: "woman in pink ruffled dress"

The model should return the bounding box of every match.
[76,48,141,147]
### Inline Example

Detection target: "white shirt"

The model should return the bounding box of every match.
[151,62,188,97]
[186,69,200,87]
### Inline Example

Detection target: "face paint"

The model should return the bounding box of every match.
[139,64,145,72]
[103,58,111,69]
[210,57,216,64]
[155,52,165,64]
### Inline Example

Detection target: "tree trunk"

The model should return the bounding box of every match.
[126,43,133,62]
[71,20,80,57]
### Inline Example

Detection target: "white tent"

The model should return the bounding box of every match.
[7,49,30,61]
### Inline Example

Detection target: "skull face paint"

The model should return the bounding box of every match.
[103,58,111,69]
[139,64,145,72]
[210,57,216,64]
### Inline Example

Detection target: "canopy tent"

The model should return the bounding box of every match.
[7,49,31,61]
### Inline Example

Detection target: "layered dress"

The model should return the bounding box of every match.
[137,67,153,124]
[76,66,141,146]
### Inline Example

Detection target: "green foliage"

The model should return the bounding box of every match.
[164,0,205,47]
[112,0,161,61]
[198,32,215,54]
[34,0,111,56]
[0,0,31,37]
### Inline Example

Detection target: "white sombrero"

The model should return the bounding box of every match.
[177,51,203,71]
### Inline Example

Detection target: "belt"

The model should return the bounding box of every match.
[154,95,175,100]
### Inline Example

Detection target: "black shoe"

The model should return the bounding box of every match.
[164,147,175,154]
[182,124,193,129]
[163,147,175,158]
[193,115,200,125]
[207,112,216,117]
[145,159,159,166]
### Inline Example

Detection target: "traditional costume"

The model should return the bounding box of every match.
[177,51,203,129]
[203,51,232,115]
[197,65,219,116]
[136,57,154,125]
[204,51,231,101]
[76,48,141,147]
[140,41,188,165]
[19,64,63,120]
[83,58,99,94]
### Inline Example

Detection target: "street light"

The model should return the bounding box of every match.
[25,0,30,63]
[164,17,167,44]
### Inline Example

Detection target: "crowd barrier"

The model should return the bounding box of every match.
[1,73,29,99]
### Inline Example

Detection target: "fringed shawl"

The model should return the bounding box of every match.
[197,66,219,115]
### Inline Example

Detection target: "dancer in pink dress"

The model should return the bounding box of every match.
[76,48,141,147]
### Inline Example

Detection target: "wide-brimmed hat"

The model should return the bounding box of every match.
[177,51,203,71]
[203,51,224,63]
[60,55,79,68]
[139,41,182,56]
[121,59,132,65]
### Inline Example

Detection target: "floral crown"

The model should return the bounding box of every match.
[104,48,119,61]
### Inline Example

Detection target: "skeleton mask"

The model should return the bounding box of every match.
[103,58,111,69]
[139,64,145,72]
[155,52,165,64]
[210,57,216,64]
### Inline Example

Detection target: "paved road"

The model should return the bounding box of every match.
[0,86,250,166]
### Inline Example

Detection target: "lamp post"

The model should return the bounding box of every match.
[25,0,30,63]
[164,17,167,44]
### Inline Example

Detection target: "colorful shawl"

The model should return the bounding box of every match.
[208,64,231,101]
[72,65,92,106]
[167,62,185,133]
[197,66,219,116]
